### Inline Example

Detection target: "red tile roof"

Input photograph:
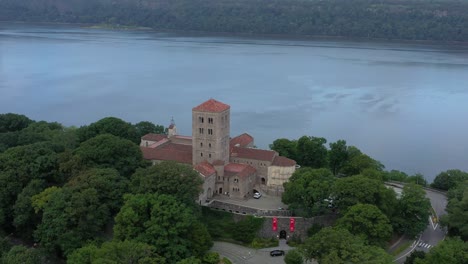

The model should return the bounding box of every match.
[225,163,257,178]
[140,143,192,164]
[231,146,276,162]
[194,161,216,177]
[272,156,296,167]
[230,133,254,148]
[141,133,167,142]
[193,99,230,112]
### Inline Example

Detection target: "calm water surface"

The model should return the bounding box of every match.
[1,23,468,181]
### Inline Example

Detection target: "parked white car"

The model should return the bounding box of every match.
[253,192,262,199]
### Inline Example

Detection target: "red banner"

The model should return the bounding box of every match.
[272,217,278,231]
[290,218,295,232]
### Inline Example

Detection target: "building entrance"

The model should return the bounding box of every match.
[279,230,287,239]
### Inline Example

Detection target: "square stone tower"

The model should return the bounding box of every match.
[192,99,230,165]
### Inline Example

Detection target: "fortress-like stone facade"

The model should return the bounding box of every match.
[140,99,297,203]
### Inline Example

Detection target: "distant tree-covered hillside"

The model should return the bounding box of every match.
[1,0,468,42]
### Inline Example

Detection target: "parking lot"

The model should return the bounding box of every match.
[213,191,288,211]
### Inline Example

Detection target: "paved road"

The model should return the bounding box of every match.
[211,241,291,264]
[391,184,448,263]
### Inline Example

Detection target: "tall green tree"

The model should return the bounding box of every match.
[431,170,468,191]
[77,117,139,143]
[300,227,393,264]
[13,179,47,240]
[406,173,427,187]
[414,238,468,264]
[393,184,431,237]
[0,245,49,264]
[331,175,397,217]
[282,168,335,217]
[440,181,468,240]
[73,134,143,177]
[296,136,328,168]
[68,240,165,264]
[114,193,210,262]
[0,113,33,133]
[34,169,127,256]
[337,203,392,246]
[341,146,384,176]
[328,140,348,176]
[134,121,165,139]
[269,138,297,161]
[130,161,203,206]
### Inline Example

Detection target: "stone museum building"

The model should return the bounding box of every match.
[140,99,297,203]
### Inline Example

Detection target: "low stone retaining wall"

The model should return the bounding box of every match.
[207,200,291,217]
[205,201,338,241]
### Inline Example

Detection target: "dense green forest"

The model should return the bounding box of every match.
[1,0,468,42]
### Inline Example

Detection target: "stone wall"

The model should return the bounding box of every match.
[256,215,338,241]
[205,202,338,241]
[207,200,291,217]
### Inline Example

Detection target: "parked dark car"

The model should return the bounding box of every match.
[270,250,285,257]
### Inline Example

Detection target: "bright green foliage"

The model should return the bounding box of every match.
[34,187,110,256]
[130,161,203,206]
[337,204,392,246]
[328,140,348,176]
[16,121,69,146]
[77,117,139,143]
[431,170,468,191]
[13,179,47,240]
[0,245,48,264]
[0,142,63,185]
[331,175,397,217]
[341,146,384,176]
[282,168,335,217]
[296,136,328,168]
[114,193,204,262]
[68,240,165,264]
[65,168,129,214]
[177,257,202,264]
[0,113,33,133]
[301,227,393,264]
[440,181,468,240]
[284,249,303,264]
[31,186,60,213]
[0,142,63,228]
[231,216,264,243]
[202,252,219,264]
[34,169,127,256]
[385,170,409,182]
[414,238,468,264]
[393,184,431,237]
[404,250,426,264]
[134,121,165,139]
[269,138,297,161]
[73,134,143,177]
[405,173,427,187]
[187,222,213,258]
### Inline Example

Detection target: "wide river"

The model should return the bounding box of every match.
[1,23,468,181]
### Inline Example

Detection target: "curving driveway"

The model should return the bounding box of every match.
[389,183,447,263]
[211,240,299,264]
